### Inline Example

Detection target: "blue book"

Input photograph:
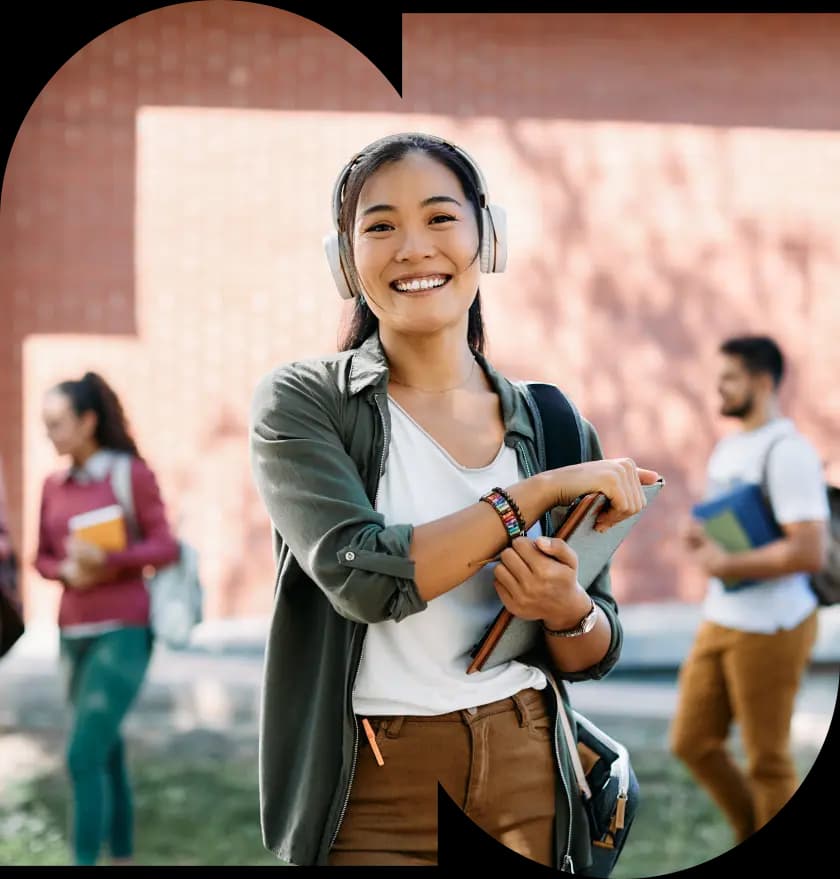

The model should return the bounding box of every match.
[692,483,783,591]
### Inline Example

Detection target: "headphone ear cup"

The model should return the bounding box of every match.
[486,204,507,273]
[323,233,356,300]
[479,208,494,273]
[480,205,508,274]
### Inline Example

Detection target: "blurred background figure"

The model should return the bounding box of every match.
[0,457,25,660]
[34,371,180,865]
[670,335,829,844]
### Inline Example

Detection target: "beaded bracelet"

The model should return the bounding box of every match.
[480,487,527,543]
[492,486,527,535]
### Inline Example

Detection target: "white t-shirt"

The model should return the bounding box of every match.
[352,397,547,716]
[701,417,829,633]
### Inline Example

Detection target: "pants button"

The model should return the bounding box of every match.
[467,706,478,715]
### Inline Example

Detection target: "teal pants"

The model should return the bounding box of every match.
[59,626,152,865]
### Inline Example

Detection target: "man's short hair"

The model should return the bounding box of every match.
[720,335,785,388]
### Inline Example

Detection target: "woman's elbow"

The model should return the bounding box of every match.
[327,574,424,625]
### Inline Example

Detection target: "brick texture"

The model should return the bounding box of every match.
[2,9,839,623]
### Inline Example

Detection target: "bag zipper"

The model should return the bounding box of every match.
[572,710,630,830]
[328,390,390,853]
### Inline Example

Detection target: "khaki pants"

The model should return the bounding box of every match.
[669,611,818,843]
[328,687,557,866]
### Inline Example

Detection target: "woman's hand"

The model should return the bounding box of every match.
[62,538,116,588]
[492,535,592,628]
[549,458,660,531]
[59,558,103,590]
[66,537,107,569]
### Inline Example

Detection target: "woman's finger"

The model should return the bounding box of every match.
[499,540,534,580]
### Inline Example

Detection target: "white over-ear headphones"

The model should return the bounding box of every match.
[323,133,508,301]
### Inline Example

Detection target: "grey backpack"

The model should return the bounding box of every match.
[110,454,204,649]
[761,438,840,607]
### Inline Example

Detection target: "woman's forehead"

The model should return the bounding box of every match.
[43,391,71,413]
[357,151,464,207]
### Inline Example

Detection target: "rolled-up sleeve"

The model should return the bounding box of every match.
[249,365,426,625]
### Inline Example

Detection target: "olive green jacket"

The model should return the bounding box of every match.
[249,331,624,868]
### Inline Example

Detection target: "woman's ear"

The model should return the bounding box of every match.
[80,409,98,441]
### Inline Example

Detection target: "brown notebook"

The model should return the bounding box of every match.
[466,479,664,674]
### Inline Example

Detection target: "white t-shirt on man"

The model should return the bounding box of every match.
[352,397,547,717]
[701,417,829,633]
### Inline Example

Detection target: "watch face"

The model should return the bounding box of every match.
[580,603,597,634]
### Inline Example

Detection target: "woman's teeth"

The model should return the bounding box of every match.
[392,276,448,292]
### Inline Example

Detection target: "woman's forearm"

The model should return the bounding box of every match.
[410,471,557,601]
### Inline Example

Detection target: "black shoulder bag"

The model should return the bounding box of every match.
[525,381,640,878]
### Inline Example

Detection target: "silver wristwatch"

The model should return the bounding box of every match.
[542,597,598,638]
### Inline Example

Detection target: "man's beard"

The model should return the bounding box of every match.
[720,392,754,419]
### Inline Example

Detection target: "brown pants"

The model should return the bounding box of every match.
[669,611,818,843]
[328,687,558,866]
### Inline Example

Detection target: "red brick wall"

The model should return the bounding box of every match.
[3,9,839,623]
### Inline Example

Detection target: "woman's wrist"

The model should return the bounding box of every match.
[541,586,594,632]
[531,470,564,515]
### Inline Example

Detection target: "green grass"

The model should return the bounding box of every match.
[0,722,823,871]
[0,744,280,867]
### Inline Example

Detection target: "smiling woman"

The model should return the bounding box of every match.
[249,132,660,870]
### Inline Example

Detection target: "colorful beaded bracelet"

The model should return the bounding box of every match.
[480,487,527,543]
[493,486,526,535]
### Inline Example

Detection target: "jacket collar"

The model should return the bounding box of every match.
[347,331,536,445]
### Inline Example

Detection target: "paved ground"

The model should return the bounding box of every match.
[2,603,837,753]
[3,604,835,873]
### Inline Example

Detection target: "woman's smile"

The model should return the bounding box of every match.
[389,273,452,295]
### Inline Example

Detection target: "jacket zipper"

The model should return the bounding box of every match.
[516,439,575,872]
[328,628,364,851]
[328,391,390,853]
[546,672,577,873]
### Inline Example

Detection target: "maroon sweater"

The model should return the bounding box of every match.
[35,455,180,629]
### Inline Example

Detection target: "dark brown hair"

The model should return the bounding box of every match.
[54,372,141,457]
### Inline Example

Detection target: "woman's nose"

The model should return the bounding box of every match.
[394,225,436,262]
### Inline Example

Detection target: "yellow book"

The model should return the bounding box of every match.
[68,504,128,552]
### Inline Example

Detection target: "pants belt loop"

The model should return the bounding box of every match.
[511,691,530,729]
[385,715,405,738]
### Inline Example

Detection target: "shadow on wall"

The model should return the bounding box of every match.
[485,120,838,602]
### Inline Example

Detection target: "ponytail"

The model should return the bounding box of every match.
[55,372,141,457]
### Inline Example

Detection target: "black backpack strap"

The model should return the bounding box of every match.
[523,381,585,472]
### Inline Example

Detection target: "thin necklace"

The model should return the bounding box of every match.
[390,358,477,394]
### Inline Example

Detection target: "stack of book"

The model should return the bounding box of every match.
[691,483,782,590]
[67,504,128,552]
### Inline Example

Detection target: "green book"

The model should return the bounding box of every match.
[702,509,757,589]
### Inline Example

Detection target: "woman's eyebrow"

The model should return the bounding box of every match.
[359,195,462,218]
[421,195,462,208]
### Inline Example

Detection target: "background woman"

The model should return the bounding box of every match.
[35,371,179,866]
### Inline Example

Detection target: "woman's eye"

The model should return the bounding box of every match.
[430,214,456,224]
[365,222,393,233]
